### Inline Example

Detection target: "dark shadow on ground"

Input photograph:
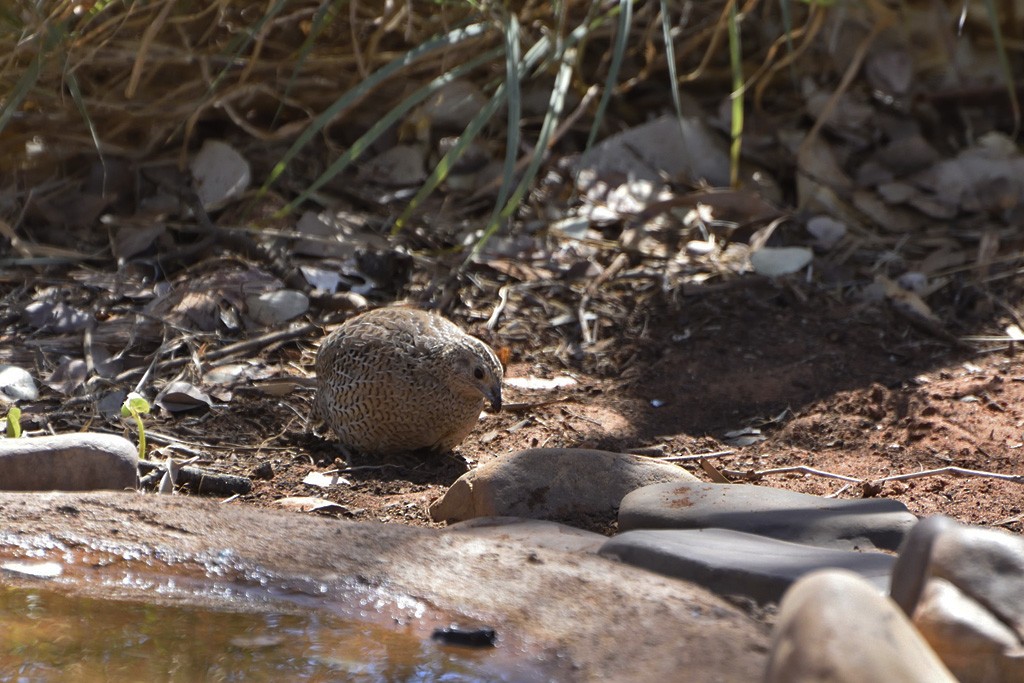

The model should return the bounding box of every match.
[604,284,972,442]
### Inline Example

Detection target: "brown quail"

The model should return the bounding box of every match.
[313,306,503,457]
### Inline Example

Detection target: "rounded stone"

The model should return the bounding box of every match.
[766,569,957,682]
[429,448,697,530]
[0,433,138,491]
[891,517,1024,681]
[246,289,309,326]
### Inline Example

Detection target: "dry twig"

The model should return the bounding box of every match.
[720,464,1024,490]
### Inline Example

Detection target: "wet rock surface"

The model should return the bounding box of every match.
[0,433,138,492]
[618,480,917,550]
[443,516,606,554]
[0,491,768,682]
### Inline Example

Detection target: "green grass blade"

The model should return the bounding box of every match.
[211,0,290,91]
[583,0,632,153]
[982,0,1020,137]
[280,46,502,214]
[728,1,743,188]
[0,46,43,135]
[63,67,102,159]
[661,2,692,151]
[273,0,343,127]
[0,11,66,136]
[5,406,21,438]
[392,25,554,234]
[779,0,794,58]
[391,81,508,234]
[467,7,613,252]
[493,11,523,216]
[475,45,575,255]
[262,21,491,196]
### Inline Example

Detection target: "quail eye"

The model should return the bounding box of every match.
[473,367,485,380]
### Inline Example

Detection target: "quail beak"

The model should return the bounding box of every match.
[485,385,502,413]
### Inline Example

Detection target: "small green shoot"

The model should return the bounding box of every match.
[121,392,151,460]
[5,406,21,438]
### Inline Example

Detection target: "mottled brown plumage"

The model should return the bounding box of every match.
[313,306,503,457]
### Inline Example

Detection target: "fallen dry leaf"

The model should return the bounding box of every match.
[274,496,349,514]
[302,470,351,488]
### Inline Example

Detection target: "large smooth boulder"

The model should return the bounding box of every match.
[429,448,696,530]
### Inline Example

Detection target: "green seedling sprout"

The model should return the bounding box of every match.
[120,392,151,460]
[5,406,21,438]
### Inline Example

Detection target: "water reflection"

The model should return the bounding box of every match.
[0,586,533,682]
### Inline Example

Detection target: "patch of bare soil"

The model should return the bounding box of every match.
[117,283,1024,535]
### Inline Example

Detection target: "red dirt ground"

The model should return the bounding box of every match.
[144,284,1024,534]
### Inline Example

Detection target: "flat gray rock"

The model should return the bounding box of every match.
[429,448,696,530]
[576,113,731,188]
[766,570,957,682]
[618,481,917,551]
[0,433,138,491]
[600,528,895,603]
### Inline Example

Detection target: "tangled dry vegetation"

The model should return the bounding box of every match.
[1,0,828,378]
[2,1,1024,520]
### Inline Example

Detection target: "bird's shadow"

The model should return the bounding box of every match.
[346,449,471,487]
[300,432,470,486]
